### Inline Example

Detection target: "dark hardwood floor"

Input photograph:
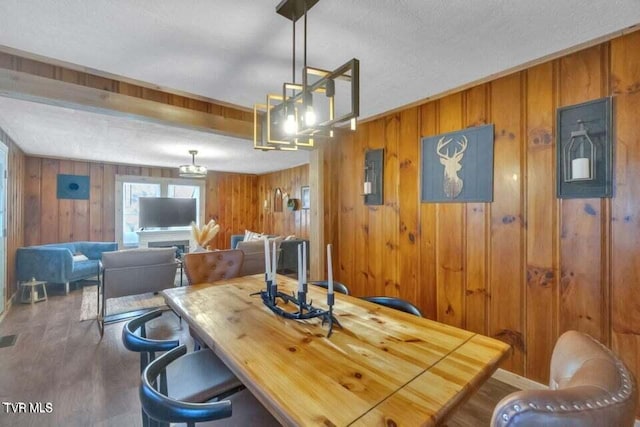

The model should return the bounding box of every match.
[0,284,517,426]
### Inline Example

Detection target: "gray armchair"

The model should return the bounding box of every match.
[99,247,178,334]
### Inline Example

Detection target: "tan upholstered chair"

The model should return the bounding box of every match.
[100,247,178,335]
[491,330,637,426]
[183,250,244,285]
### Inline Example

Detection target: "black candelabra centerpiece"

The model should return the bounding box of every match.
[253,240,341,337]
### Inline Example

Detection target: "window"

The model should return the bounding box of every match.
[116,176,205,248]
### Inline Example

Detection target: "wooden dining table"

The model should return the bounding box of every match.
[162,274,511,426]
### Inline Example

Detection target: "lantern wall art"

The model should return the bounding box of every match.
[556,97,613,199]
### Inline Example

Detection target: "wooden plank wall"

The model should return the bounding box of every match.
[0,128,25,303]
[206,171,259,249]
[22,155,259,251]
[327,30,640,394]
[256,164,310,239]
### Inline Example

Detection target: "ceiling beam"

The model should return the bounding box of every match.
[0,68,254,139]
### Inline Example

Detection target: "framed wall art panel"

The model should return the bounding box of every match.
[421,124,494,203]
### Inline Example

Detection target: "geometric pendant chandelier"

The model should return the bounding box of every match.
[254,0,360,151]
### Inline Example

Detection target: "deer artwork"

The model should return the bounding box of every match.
[436,135,468,198]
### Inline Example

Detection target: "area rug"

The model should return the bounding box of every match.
[79,285,166,321]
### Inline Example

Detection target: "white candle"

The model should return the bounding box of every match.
[302,241,307,285]
[363,181,372,195]
[297,243,303,292]
[327,244,333,294]
[272,241,277,285]
[571,157,590,180]
[264,238,271,279]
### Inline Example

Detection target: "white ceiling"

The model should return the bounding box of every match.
[0,97,308,174]
[0,0,639,173]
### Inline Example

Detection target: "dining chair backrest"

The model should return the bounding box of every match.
[140,345,280,427]
[308,280,350,295]
[140,345,231,427]
[122,309,179,374]
[183,250,244,285]
[361,296,423,317]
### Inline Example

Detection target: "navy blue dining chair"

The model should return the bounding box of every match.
[122,310,242,426]
[308,280,350,295]
[140,345,280,427]
[361,296,423,317]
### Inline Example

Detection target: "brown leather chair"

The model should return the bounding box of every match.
[183,249,244,285]
[491,330,637,426]
[183,250,244,351]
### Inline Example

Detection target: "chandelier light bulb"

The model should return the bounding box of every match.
[284,114,298,135]
[305,107,317,126]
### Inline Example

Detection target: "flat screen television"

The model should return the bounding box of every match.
[139,197,197,228]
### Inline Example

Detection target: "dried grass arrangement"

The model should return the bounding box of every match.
[191,219,220,250]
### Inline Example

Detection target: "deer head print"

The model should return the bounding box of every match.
[436,135,468,198]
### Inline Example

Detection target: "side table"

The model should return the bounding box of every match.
[20,279,48,304]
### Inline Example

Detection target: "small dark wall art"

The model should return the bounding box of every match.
[57,174,90,200]
[364,149,384,206]
[421,124,494,203]
[301,186,310,210]
[556,97,612,199]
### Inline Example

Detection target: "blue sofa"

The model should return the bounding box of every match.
[16,241,118,294]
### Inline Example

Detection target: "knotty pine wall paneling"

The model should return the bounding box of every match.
[418,103,438,319]
[397,108,420,307]
[558,46,611,343]
[435,93,466,329]
[1,128,25,304]
[368,119,386,297]
[257,165,310,239]
[524,62,557,383]
[325,29,640,405]
[208,172,259,249]
[337,132,357,293]
[353,125,370,296]
[488,73,525,374]
[463,84,490,337]
[610,29,640,400]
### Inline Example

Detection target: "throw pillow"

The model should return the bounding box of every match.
[73,254,89,262]
[243,229,263,241]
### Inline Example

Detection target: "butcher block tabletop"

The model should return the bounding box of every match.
[162,274,510,426]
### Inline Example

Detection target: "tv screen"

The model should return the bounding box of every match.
[139,197,197,228]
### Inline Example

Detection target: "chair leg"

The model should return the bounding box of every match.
[64,282,69,295]
[99,282,105,337]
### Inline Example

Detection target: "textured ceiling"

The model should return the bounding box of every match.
[0,97,309,174]
[0,0,639,172]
